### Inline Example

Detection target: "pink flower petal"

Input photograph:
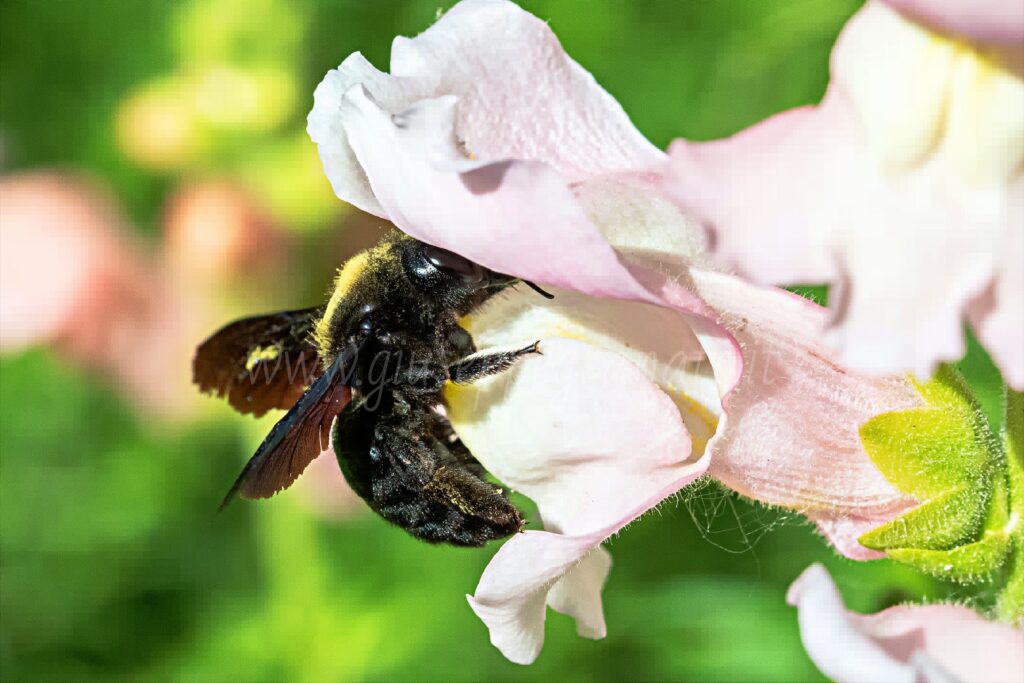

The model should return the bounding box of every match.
[687,269,921,553]
[788,563,1024,683]
[882,0,1024,44]
[314,78,743,389]
[966,211,1024,389]
[448,339,708,663]
[813,513,910,561]
[667,2,1024,388]
[308,0,661,215]
[320,86,648,301]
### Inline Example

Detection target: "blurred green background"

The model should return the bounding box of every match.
[0,1,1001,681]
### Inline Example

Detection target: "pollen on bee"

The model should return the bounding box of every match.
[245,345,281,371]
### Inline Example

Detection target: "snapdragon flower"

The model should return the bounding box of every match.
[308,0,928,663]
[669,0,1024,388]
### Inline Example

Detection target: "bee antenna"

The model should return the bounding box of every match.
[523,280,554,299]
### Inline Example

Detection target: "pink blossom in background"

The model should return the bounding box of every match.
[668,0,1024,388]
[0,172,197,416]
[788,564,1024,683]
[163,180,287,283]
[307,0,927,662]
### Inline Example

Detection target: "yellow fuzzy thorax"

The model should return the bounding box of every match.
[314,249,372,353]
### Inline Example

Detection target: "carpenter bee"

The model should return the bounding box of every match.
[193,231,553,546]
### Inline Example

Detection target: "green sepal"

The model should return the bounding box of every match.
[995,390,1023,622]
[858,367,998,553]
[885,477,1011,581]
[858,486,986,551]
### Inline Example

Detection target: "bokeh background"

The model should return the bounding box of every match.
[0,1,1007,681]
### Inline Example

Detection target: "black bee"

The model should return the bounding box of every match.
[193,231,553,546]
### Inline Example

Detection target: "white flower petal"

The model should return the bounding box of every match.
[448,339,708,662]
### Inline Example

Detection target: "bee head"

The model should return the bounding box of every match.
[314,233,552,363]
[400,239,516,314]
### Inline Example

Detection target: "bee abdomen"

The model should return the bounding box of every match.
[333,403,523,547]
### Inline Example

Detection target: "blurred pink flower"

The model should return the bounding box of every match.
[668,1,1024,388]
[0,172,279,419]
[0,172,197,416]
[308,0,925,663]
[163,180,286,282]
[788,563,1024,683]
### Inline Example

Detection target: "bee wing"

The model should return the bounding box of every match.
[219,346,360,508]
[193,308,322,417]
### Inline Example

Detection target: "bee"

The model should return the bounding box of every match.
[193,231,553,546]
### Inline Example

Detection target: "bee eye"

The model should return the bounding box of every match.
[422,244,484,282]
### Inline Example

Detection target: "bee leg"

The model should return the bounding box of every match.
[398,362,450,393]
[419,462,523,544]
[374,422,521,546]
[448,341,541,384]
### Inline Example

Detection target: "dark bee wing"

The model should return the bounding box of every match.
[193,308,322,417]
[219,346,360,508]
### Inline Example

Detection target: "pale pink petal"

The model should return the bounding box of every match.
[813,514,909,561]
[665,104,841,288]
[669,86,999,383]
[687,269,921,549]
[966,204,1024,389]
[545,547,612,640]
[321,86,649,301]
[458,286,712,406]
[308,0,661,213]
[882,0,1024,44]
[667,2,1024,388]
[448,339,708,663]
[788,563,1024,683]
[447,339,705,535]
[458,261,917,560]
